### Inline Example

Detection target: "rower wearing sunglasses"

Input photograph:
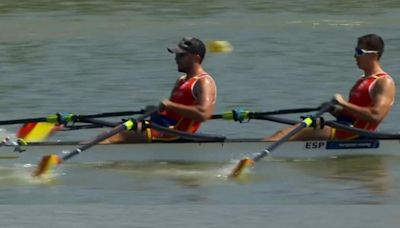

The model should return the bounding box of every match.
[266,34,395,141]
[103,37,217,143]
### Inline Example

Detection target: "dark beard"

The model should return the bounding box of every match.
[178,65,187,73]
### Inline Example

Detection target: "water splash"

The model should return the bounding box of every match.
[0,162,63,186]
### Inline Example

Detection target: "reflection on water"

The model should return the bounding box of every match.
[90,161,226,181]
[73,161,228,203]
[327,157,390,194]
[0,155,398,205]
[66,156,393,195]
[288,156,392,196]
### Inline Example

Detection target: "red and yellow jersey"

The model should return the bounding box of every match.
[148,72,215,141]
[333,72,388,139]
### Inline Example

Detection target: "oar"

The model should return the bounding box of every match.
[75,118,227,142]
[47,106,319,132]
[0,106,315,126]
[32,109,157,177]
[5,110,144,142]
[0,110,145,126]
[211,106,319,122]
[229,101,335,178]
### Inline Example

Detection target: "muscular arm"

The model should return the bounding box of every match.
[162,77,216,122]
[336,76,395,122]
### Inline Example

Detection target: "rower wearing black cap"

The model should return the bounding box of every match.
[103,37,217,143]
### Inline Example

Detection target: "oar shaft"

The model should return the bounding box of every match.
[211,107,319,119]
[78,117,117,128]
[61,124,106,130]
[252,102,334,163]
[59,109,157,163]
[75,117,227,142]
[0,110,145,126]
[0,117,48,125]
[256,107,319,116]
[1,107,313,125]
[211,106,319,121]
[62,123,129,162]
[253,115,297,125]
[148,122,226,142]
[253,122,307,162]
[79,110,144,119]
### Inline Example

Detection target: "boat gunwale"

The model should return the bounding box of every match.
[10,138,400,147]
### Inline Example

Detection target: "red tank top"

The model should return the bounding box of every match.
[341,72,388,131]
[160,72,212,133]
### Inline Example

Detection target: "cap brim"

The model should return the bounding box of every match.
[167,46,187,54]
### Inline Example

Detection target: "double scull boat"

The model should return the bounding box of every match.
[0,138,398,165]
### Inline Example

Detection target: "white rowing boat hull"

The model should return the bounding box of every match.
[0,139,398,165]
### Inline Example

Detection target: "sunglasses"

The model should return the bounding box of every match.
[354,47,378,57]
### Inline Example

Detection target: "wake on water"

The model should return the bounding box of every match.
[51,160,257,184]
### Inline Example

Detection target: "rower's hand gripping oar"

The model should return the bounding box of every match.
[229,100,336,179]
[32,108,157,177]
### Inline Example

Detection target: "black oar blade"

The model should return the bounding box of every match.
[228,157,254,178]
[32,154,61,177]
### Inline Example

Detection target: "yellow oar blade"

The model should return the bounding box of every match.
[32,154,61,177]
[17,122,57,142]
[228,158,254,179]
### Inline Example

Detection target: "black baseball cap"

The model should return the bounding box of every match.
[168,37,206,60]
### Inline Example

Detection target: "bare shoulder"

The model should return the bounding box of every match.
[375,74,396,89]
[371,74,396,103]
[193,74,217,103]
[200,75,216,86]
[195,74,217,90]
